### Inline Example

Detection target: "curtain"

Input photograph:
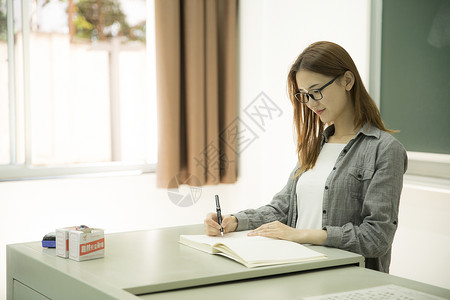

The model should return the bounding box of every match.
[154,0,238,188]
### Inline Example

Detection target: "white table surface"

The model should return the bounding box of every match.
[8,224,365,299]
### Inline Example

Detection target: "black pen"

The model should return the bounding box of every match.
[215,195,224,236]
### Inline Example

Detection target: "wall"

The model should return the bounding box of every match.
[390,178,450,289]
[1,1,449,299]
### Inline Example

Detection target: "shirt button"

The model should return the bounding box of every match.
[343,149,347,154]
[323,210,327,214]
[333,167,336,170]
[325,186,329,190]
[357,174,362,179]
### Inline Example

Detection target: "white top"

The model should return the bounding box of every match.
[296,143,346,230]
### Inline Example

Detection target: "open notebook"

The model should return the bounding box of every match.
[179,231,327,268]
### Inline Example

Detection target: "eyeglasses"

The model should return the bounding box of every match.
[294,75,340,103]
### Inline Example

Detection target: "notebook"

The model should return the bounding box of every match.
[179,231,327,268]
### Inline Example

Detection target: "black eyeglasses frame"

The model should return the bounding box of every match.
[294,75,341,103]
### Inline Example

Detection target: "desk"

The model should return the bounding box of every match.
[7,225,448,300]
[140,266,450,300]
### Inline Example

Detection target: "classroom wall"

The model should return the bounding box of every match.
[390,181,450,289]
[1,1,449,299]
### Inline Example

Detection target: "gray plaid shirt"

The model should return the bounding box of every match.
[234,124,408,273]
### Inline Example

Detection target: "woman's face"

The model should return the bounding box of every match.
[295,70,354,125]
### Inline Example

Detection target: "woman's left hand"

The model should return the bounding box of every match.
[248,221,328,245]
[247,221,300,243]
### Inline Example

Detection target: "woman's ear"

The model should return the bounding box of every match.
[344,70,355,91]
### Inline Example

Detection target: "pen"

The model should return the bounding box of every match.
[215,195,224,236]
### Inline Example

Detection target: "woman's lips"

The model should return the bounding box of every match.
[315,109,325,115]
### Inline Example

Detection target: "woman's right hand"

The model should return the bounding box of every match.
[204,213,238,236]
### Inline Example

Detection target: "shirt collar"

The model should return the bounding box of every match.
[358,123,381,139]
[322,123,381,142]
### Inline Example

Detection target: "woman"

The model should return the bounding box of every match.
[204,41,408,273]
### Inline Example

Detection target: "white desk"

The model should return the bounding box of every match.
[7,225,448,300]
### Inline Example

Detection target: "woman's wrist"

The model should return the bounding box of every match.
[296,229,327,245]
[229,215,238,232]
[224,215,238,233]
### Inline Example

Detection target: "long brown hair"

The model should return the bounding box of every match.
[287,41,391,175]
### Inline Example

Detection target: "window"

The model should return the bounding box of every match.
[0,0,157,180]
[0,0,9,165]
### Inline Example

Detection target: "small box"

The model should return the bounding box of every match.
[56,227,76,258]
[69,228,105,261]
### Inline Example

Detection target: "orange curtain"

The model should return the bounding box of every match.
[154,0,238,188]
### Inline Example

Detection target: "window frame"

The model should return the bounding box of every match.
[0,0,156,182]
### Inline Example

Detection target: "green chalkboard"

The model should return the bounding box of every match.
[380,0,450,154]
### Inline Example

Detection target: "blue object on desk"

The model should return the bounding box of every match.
[42,232,56,248]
